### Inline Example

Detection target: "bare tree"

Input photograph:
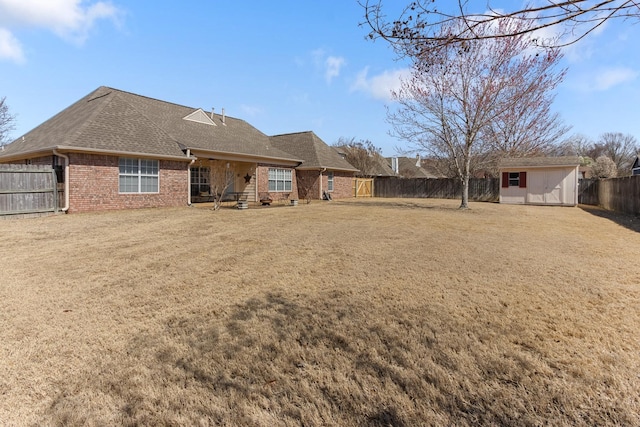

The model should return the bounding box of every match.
[210,166,235,211]
[295,174,316,204]
[552,133,595,158]
[333,137,385,177]
[389,19,565,208]
[0,97,16,146]
[591,132,639,176]
[361,0,640,55]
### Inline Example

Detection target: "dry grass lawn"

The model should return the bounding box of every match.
[1,198,639,426]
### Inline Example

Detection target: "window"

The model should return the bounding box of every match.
[508,172,520,187]
[268,168,292,192]
[119,158,159,193]
[327,171,334,191]
[501,171,527,188]
[191,167,210,196]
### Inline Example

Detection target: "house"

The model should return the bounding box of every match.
[388,155,441,178]
[632,155,640,176]
[499,156,581,206]
[0,86,358,213]
[270,132,358,200]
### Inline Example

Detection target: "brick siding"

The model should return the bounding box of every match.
[324,171,355,199]
[67,154,188,213]
[256,164,299,202]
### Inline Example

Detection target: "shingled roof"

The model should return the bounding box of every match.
[270,131,359,172]
[499,156,581,168]
[0,86,301,164]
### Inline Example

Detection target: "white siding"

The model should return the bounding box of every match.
[500,166,579,206]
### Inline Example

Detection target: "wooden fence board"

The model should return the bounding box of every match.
[374,177,499,202]
[0,165,58,216]
[353,178,374,197]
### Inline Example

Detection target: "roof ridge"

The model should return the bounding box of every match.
[104,86,248,123]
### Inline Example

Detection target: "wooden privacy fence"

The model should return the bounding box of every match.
[353,178,373,198]
[579,176,640,215]
[0,165,58,217]
[578,179,599,206]
[374,177,499,201]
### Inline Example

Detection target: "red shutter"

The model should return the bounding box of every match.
[519,171,527,188]
[501,172,509,188]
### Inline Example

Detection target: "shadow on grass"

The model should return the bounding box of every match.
[42,290,639,426]
[336,199,460,211]
[580,205,640,233]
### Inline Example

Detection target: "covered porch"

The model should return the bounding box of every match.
[190,159,257,204]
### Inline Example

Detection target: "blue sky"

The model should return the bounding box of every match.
[1,1,639,156]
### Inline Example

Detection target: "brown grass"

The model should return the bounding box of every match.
[1,199,639,426]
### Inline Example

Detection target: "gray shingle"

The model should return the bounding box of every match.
[270,132,359,171]
[0,86,301,163]
[499,156,581,168]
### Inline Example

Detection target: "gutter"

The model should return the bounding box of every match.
[52,149,69,212]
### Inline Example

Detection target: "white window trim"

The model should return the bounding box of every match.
[268,168,293,192]
[119,158,160,194]
[327,171,334,192]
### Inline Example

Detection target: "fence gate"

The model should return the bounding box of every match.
[0,165,58,217]
[353,178,373,198]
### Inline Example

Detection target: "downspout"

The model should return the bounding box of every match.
[320,167,326,199]
[52,149,69,212]
[187,149,196,206]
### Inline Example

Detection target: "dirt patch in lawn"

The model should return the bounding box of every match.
[1,199,639,426]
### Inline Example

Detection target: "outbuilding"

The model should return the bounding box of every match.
[499,156,581,206]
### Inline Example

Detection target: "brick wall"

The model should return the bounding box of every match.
[296,170,321,200]
[256,164,299,202]
[323,170,355,199]
[67,153,188,213]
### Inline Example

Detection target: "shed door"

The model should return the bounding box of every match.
[545,170,564,204]
[527,172,545,204]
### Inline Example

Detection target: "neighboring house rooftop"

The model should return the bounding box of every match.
[0,86,301,164]
[632,155,640,175]
[397,156,439,178]
[499,156,581,168]
[270,131,359,172]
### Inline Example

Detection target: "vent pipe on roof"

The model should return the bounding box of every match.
[415,154,421,167]
[391,157,399,174]
[222,108,226,125]
[211,108,215,120]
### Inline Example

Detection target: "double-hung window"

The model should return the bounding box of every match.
[501,171,527,188]
[327,171,334,192]
[268,168,292,192]
[119,158,159,193]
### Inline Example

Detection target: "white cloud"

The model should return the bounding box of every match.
[325,56,345,84]
[571,66,638,92]
[593,67,638,91]
[310,49,346,84]
[0,0,121,61]
[350,66,411,101]
[0,28,24,63]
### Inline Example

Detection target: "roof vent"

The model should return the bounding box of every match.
[211,107,215,120]
[222,108,226,126]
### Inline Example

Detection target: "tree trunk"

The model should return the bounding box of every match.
[460,175,469,209]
